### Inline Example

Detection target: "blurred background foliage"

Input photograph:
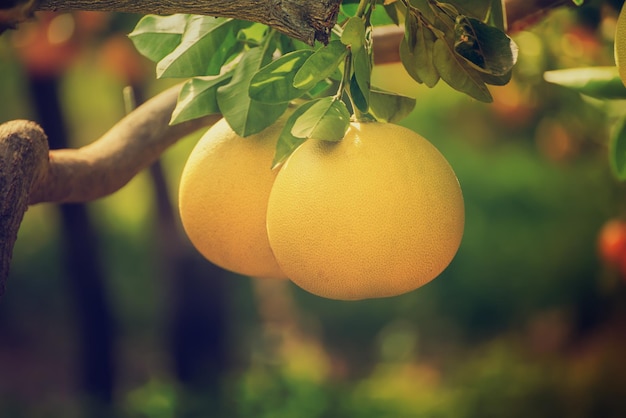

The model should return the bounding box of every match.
[2,1,626,417]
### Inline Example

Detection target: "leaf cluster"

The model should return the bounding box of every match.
[128,0,519,164]
[386,0,518,102]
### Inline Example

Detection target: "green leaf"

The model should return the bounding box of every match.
[293,40,348,90]
[480,69,512,86]
[341,17,365,50]
[291,97,351,141]
[128,14,187,63]
[571,0,584,5]
[448,0,507,30]
[454,15,518,76]
[610,116,626,180]
[273,102,317,168]
[238,23,269,44]
[368,89,416,123]
[543,67,626,100]
[217,48,288,137]
[400,37,423,84]
[349,74,369,113]
[433,38,493,102]
[341,2,395,25]
[401,13,439,87]
[383,2,402,26]
[170,73,233,125]
[157,17,249,78]
[249,50,314,104]
[352,46,371,107]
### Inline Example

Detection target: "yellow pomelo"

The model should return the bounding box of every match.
[179,118,286,279]
[615,2,626,87]
[266,122,464,300]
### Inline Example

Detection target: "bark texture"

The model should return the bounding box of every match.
[1,0,340,45]
[0,121,48,295]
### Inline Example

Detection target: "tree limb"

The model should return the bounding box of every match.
[0,84,219,294]
[0,0,340,45]
[0,120,48,296]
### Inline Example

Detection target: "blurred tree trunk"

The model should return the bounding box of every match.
[26,75,116,418]
[130,85,234,415]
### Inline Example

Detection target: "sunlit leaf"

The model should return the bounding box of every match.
[454,15,518,76]
[341,17,365,50]
[128,14,188,63]
[249,50,314,103]
[368,89,416,123]
[293,40,348,90]
[543,67,626,99]
[291,97,351,141]
[157,17,249,78]
[610,116,626,180]
[217,48,288,137]
[170,73,232,125]
[433,38,492,102]
[273,101,317,167]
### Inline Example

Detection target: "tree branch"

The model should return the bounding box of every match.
[1,0,341,45]
[0,120,48,296]
[0,84,219,294]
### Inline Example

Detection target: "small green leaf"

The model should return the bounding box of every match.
[249,50,314,103]
[543,67,626,99]
[352,46,371,106]
[433,38,493,102]
[454,16,518,76]
[157,17,249,78]
[610,116,626,180]
[170,73,233,125]
[411,17,440,88]
[273,102,317,168]
[217,48,288,137]
[341,17,365,50]
[305,79,335,98]
[368,89,416,123]
[349,74,369,113]
[128,14,188,63]
[291,97,351,141]
[571,0,584,5]
[400,37,423,84]
[293,40,348,90]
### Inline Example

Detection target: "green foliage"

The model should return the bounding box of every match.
[543,65,626,182]
[610,116,626,180]
[393,0,517,103]
[543,67,626,100]
[129,0,520,161]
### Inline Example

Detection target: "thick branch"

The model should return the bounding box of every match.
[0,84,219,293]
[1,0,340,45]
[0,120,48,296]
[30,85,219,204]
